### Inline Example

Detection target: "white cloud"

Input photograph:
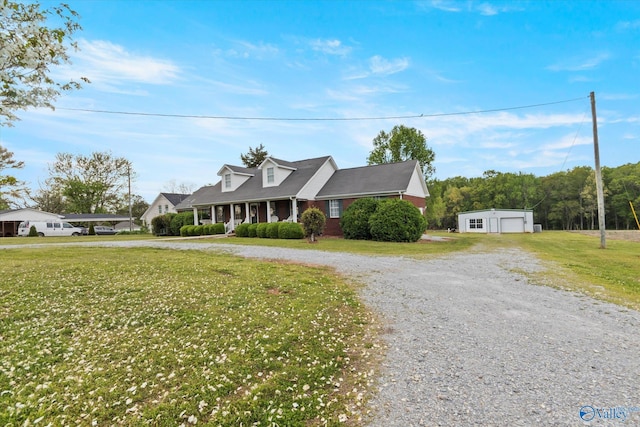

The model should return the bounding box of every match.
[369,55,410,75]
[425,0,461,13]
[419,1,520,15]
[70,39,180,86]
[309,38,352,56]
[222,40,280,60]
[547,52,611,72]
[616,19,640,31]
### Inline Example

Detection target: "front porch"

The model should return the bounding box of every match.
[193,199,308,234]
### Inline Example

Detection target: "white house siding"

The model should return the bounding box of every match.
[297,158,338,200]
[405,165,430,198]
[458,209,534,233]
[141,194,182,228]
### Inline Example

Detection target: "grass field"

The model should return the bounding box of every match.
[0,246,378,426]
[1,230,637,425]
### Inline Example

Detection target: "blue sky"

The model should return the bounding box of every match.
[2,0,639,203]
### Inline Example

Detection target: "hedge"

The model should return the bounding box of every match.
[340,198,380,240]
[278,222,304,239]
[256,223,269,238]
[248,223,258,237]
[369,199,427,242]
[266,222,280,239]
[235,223,250,237]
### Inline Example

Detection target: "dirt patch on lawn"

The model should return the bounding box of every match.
[574,230,640,242]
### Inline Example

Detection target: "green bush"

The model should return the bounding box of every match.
[28,225,38,237]
[179,225,189,237]
[88,224,96,236]
[235,223,250,237]
[266,222,280,239]
[256,223,269,238]
[369,199,427,242]
[248,223,258,237]
[152,214,175,236]
[212,223,225,234]
[278,222,304,239]
[170,212,194,236]
[340,198,380,240]
[300,207,326,242]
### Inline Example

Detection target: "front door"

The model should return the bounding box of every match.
[250,203,259,223]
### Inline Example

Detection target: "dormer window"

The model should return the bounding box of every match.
[224,174,231,189]
[267,167,275,184]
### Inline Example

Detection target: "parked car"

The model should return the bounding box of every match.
[93,226,118,235]
[17,220,84,237]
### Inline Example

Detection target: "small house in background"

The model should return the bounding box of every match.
[457,209,534,233]
[140,192,191,230]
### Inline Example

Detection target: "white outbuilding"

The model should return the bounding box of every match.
[457,209,534,233]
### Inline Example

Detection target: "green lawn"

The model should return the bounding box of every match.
[498,231,640,310]
[1,230,637,425]
[0,246,378,426]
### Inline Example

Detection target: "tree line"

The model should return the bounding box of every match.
[424,162,640,231]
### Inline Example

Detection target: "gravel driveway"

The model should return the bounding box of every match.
[11,239,640,425]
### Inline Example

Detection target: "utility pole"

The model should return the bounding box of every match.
[128,163,133,232]
[590,91,606,249]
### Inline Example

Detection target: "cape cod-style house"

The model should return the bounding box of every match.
[175,155,429,236]
[141,192,191,230]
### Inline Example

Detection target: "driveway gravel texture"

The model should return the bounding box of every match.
[13,239,640,426]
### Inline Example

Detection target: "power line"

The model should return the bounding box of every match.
[57,95,588,121]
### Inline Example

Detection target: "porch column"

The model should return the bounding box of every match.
[245,202,250,224]
[192,207,198,225]
[211,206,216,223]
[291,198,298,223]
[266,200,272,223]
[229,203,235,231]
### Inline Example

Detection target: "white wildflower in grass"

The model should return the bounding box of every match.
[0,246,380,426]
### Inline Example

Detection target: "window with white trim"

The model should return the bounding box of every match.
[469,218,483,229]
[329,199,341,218]
[224,173,231,189]
[267,167,275,184]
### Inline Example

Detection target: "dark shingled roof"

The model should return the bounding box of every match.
[175,156,332,209]
[316,160,421,199]
[160,193,191,206]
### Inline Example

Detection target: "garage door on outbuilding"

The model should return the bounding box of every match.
[458,209,534,233]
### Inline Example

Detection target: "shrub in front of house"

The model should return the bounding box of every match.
[278,222,304,239]
[203,223,224,235]
[300,207,326,242]
[88,224,96,235]
[180,225,199,236]
[235,223,250,237]
[267,222,280,239]
[369,199,427,242]
[152,213,175,236]
[256,223,269,238]
[248,223,258,237]
[340,197,380,240]
[170,212,194,236]
[28,225,38,237]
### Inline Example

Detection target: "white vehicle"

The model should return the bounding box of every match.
[17,220,84,237]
